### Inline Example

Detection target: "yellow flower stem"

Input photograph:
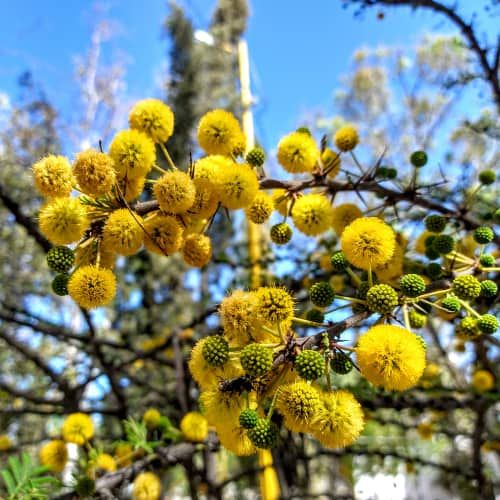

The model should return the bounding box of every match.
[292,316,327,328]
[402,304,411,331]
[482,266,500,271]
[335,295,366,304]
[277,322,285,344]
[346,267,361,286]
[417,288,451,300]
[159,143,177,170]
[422,299,455,313]
[458,299,481,318]
[152,164,168,175]
[447,251,474,264]
[261,325,281,340]
[367,265,373,287]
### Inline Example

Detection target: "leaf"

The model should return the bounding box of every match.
[1,470,16,494]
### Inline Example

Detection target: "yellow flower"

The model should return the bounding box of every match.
[75,239,116,269]
[193,155,232,190]
[39,197,88,245]
[276,381,322,433]
[109,129,156,180]
[91,453,116,474]
[197,109,245,156]
[143,213,183,256]
[255,286,294,328]
[417,422,433,440]
[334,124,359,151]
[103,208,144,256]
[188,337,244,390]
[341,217,395,270]
[133,472,162,500]
[39,440,68,473]
[311,390,364,448]
[33,155,74,198]
[272,189,291,217]
[331,203,362,236]
[116,175,146,202]
[292,193,333,236]
[217,163,259,210]
[182,234,211,267]
[277,131,319,173]
[114,443,134,467]
[72,150,116,197]
[153,170,196,214]
[180,412,208,442]
[0,435,13,451]
[129,99,174,143]
[472,370,494,392]
[200,386,246,426]
[321,148,341,178]
[62,413,94,445]
[219,290,259,346]
[142,408,161,429]
[188,177,219,219]
[356,325,426,391]
[423,362,441,379]
[245,191,274,224]
[68,265,116,309]
[216,415,257,456]
[374,242,404,283]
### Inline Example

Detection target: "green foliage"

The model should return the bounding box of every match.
[0,453,60,499]
[123,418,161,454]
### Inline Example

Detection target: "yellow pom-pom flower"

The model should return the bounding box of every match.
[133,472,162,500]
[255,286,294,327]
[217,163,259,210]
[472,370,494,392]
[277,131,319,173]
[180,412,208,442]
[321,148,341,178]
[188,177,219,219]
[219,290,259,346]
[61,413,94,445]
[272,189,291,217]
[182,233,211,267]
[143,408,161,429]
[39,197,88,245]
[200,385,246,426]
[356,325,426,391]
[193,155,232,189]
[188,337,244,390]
[39,440,68,473]
[92,453,117,473]
[292,193,333,236]
[0,435,12,451]
[33,155,74,198]
[311,390,365,448]
[197,109,245,156]
[245,191,274,224]
[103,208,144,256]
[129,98,174,143]
[72,150,116,197]
[334,124,359,151]
[277,381,322,433]
[341,217,395,270]
[143,213,183,255]
[216,415,257,456]
[153,170,196,214]
[114,443,134,467]
[116,175,146,202]
[109,129,156,180]
[331,203,362,236]
[68,265,116,309]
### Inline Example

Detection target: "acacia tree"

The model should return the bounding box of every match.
[0,2,498,500]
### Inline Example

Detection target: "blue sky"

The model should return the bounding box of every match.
[0,0,490,149]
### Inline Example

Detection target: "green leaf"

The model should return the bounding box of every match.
[1,470,16,494]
